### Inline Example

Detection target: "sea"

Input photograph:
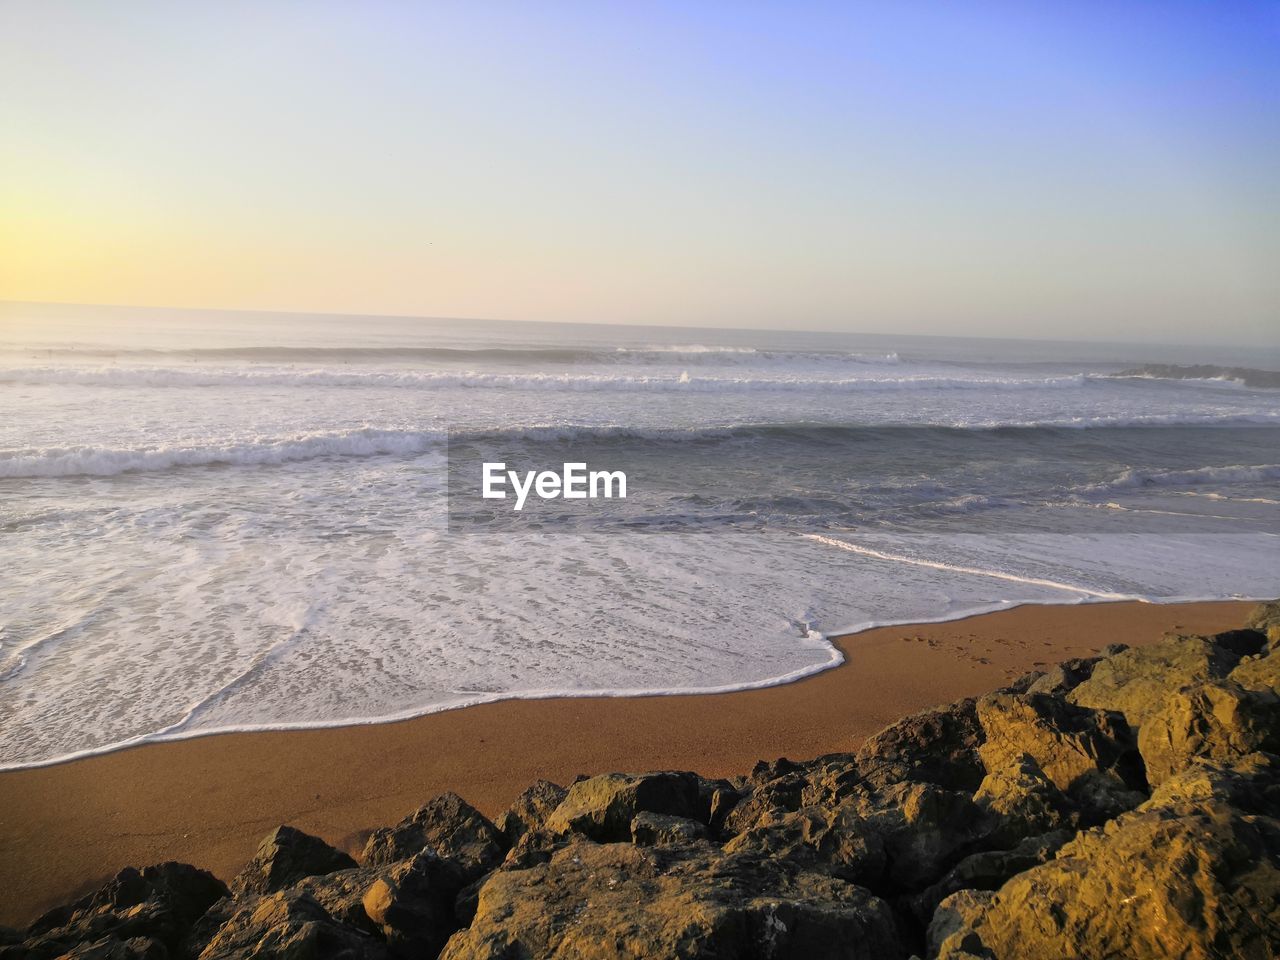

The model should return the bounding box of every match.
[1,302,1277,769]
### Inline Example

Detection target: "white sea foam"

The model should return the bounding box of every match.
[0,364,1086,392]
[1074,463,1280,496]
[2,314,1277,770]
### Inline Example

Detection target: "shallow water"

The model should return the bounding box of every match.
[1,305,1277,767]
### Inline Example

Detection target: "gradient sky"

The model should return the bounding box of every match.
[2,1,1278,342]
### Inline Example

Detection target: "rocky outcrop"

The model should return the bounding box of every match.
[543,771,707,841]
[13,863,227,960]
[5,602,1278,960]
[930,799,1280,960]
[362,793,507,878]
[1068,629,1264,726]
[493,779,567,845]
[440,840,903,960]
[229,825,356,896]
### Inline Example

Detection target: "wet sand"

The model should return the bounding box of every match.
[0,599,1254,927]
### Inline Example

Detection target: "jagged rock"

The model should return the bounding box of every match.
[975,692,1145,820]
[972,757,1073,840]
[21,863,227,959]
[193,891,386,959]
[854,699,985,792]
[230,825,357,896]
[493,780,566,845]
[1069,631,1262,726]
[439,840,902,960]
[911,829,1070,924]
[1138,681,1280,786]
[726,778,988,892]
[1247,600,1280,646]
[930,801,1280,960]
[544,771,704,842]
[360,851,464,959]
[1024,656,1099,695]
[1143,752,1280,816]
[707,785,743,834]
[362,793,506,876]
[1230,645,1280,694]
[631,811,709,845]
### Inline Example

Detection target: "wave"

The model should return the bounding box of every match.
[1073,463,1280,496]
[0,364,1090,393]
[7,420,1278,480]
[0,428,444,478]
[1111,364,1280,390]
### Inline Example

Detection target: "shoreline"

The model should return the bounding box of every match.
[4,595,1261,775]
[0,598,1254,926]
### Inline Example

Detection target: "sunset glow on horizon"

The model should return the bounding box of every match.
[2,1,1277,343]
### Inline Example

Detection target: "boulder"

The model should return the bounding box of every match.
[21,863,227,959]
[362,793,506,877]
[1230,646,1280,694]
[1246,600,1280,647]
[1068,631,1261,726]
[192,891,387,960]
[911,829,1070,925]
[971,756,1073,841]
[439,840,902,960]
[230,825,357,896]
[726,779,988,893]
[1138,681,1280,786]
[975,692,1145,819]
[853,699,985,792]
[493,780,566,845]
[360,851,464,959]
[630,811,709,845]
[1024,656,1100,696]
[1142,752,1280,816]
[544,771,704,842]
[930,801,1280,960]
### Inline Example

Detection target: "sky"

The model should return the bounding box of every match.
[1,1,1278,343]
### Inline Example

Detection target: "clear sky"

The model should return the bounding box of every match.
[2,1,1278,342]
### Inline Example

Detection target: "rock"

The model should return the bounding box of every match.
[439,840,902,960]
[1068,631,1261,726]
[360,851,463,959]
[972,757,1073,840]
[1138,681,1280,786]
[726,779,988,893]
[1142,752,1280,816]
[1230,645,1280,694]
[854,699,986,792]
[544,771,704,842]
[230,826,357,896]
[911,830,1070,926]
[631,811,709,845]
[22,863,227,959]
[193,891,387,960]
[493,780,566,845]
[1246,600,1280,646]
[975,692,1145,821]
[930,801,1280,960]
[1024,656,1099,696]
[362,793,506,876]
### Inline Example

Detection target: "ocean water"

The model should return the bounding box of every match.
[1,303,1278,768]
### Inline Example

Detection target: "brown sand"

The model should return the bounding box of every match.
[0,599,1254,926]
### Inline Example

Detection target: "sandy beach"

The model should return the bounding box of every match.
[0,599,1255,927]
